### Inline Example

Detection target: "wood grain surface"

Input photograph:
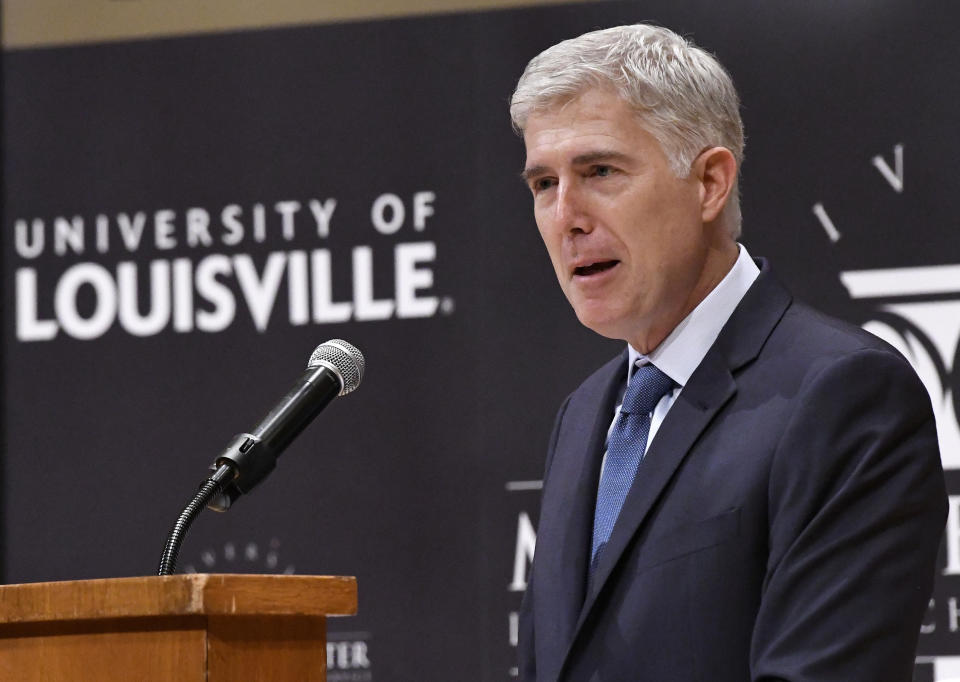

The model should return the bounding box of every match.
[0,574,354,681]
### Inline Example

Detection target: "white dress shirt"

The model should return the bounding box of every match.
[602,245,761,466]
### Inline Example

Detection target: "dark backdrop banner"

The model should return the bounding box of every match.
[2,2,958,679]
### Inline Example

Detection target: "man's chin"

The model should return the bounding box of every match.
[572,307,630,342]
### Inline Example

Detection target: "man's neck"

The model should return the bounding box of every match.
[628,240,739,354]
[628,243,760,387]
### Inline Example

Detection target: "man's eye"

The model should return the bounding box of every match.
[594,165,613,177]
[533,178,556,192]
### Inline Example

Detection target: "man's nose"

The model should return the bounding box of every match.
[555,180,590,234]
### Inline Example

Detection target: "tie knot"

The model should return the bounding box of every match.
[621,363,674,416]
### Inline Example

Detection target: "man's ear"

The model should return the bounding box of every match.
[694,147,737,223]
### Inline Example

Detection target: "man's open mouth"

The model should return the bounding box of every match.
[574,260,619,276]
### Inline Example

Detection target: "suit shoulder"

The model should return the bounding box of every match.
[774,300,913,365]
[759,300,929,404]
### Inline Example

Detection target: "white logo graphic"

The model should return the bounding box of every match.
[12,191,453,342]
[916,655,960,681]
[840,264,960,469]
[327,631,373,681]
[181,537,295,574]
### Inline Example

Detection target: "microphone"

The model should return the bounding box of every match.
[207,338,365,511]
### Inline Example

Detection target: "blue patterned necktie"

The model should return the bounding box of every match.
[590,362,675,578]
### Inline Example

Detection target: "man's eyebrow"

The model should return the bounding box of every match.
[519,165,548,183]
[571,150,632,166]
[520,150,632,183]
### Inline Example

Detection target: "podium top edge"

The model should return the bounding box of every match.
[0,574,358,624]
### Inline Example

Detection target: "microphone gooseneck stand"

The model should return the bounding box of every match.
[157,463,236,576]
[154,338,364,577]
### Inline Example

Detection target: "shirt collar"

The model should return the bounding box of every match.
[628,244,760,386]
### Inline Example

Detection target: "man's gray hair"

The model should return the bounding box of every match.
[510,24,745,236]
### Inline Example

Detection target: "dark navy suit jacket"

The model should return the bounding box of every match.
[518,262,946,682]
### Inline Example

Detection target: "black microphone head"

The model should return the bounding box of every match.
[308,339,365,396]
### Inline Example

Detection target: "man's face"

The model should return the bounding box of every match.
[522,88,724,352]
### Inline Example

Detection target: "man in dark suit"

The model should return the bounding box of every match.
[510,24,946,681]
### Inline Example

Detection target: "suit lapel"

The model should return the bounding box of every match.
[576,352,737,619]
[533,352,624,679]
[558,261,793,675]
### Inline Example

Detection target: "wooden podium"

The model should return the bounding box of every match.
[0,573,357,681]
